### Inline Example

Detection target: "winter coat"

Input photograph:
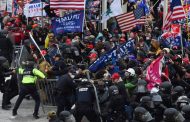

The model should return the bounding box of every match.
[114,77,130,105]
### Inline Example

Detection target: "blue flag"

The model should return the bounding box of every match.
[158,31,182,47]
[51,10,84,35]
[129,0,139,3]
[138,0,149,14]
[88,46,118,73]
[119,39,135,58]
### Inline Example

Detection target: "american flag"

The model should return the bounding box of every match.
[162,0,185,32]
[116,7,146,33]
[54,10,60,16]
[50,0,85,10]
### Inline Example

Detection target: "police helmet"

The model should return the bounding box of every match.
[133,107,153,122]
[59,111,75,122]
[150,92,162,102]
[24,39,30,47]
[159,82,172,94]
[136,80,147,93]
[27,61,35,68]
[163,108,185,122]
[109,86,119,96]
[71,47,79,56]
[181,105,190,120]
[172,86,185,96]
[83,39,89,44]
[0,30,8,38]
[140,96,155,109]
[0,56,9,69]
[81,78,89,82]
[177,96,190,111]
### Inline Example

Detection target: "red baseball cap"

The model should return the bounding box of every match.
[183,58,189,64]
[89,53,97,58]
[3,11,8,14]
[120,38,125,42]
[110,73,120,79]
[66,39,71,44]
[40,50,47,56]
[22,25,26,28]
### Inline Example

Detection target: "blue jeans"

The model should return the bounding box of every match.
[108,21,117,34]
[125,105,132,120]
[13,85,40,114]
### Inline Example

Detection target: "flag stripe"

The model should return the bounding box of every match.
[50,0,84,9]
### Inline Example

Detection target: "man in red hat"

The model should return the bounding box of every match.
[2,11,10,27]
[81,50,98,67]
[110,73,130,105]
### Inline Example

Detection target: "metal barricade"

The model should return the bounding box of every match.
[36,79,58,113]
[11,45,22,68]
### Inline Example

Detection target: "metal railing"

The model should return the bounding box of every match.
[36,79,58,113]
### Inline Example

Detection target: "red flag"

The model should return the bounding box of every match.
[171,24,180,33]
[164,66,169,77]
[146,56,163,90]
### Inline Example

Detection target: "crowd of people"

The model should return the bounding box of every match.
[0,0,190,122]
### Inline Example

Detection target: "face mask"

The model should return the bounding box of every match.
[71,75,75,79]
[76,71,79,74]
[146,37,150,40]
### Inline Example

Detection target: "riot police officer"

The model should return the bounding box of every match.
[176,96,190,111]
[131,107,153,122]
[0,30,13,64]
[59,111,75,122]
[150,92,167,122]
[108,86,127,122]
[172,86,185,107]
[181,105,190,122]
[12,61,46,119]
[75,78,97,122]
[162,108,185,122]
[0,56,16,110]
[140,96,155,113]
[131,80,149,116]
[158,82,172,108]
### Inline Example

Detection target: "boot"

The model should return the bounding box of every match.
[33,113,39,119]
[2,104,11,110]
[12,110,17,116]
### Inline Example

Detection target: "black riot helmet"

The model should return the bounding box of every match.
[71,47,79,56]
[172,86,185,96]
[163,108,185,122]
[177,96,190,111]
[159,82,172,94]
[136,80,148,93]
[0,56,9,69]
[27,61,35,68]
[133,107,153,122]
[140,96,155,109]
[150,92,162,102]
[59,111,75,122]
[83,39,89,44]
[181,105,190,120]
[109,86,119,96]
[0,30,8,38]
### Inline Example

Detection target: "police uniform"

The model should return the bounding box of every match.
[75,81,97,122]
[13,64,45,118]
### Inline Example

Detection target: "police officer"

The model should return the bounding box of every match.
[59,110,75,122]
[12,61,46,119]
[108,86,127,122]
[158,82,172,108]
[54,69,78,117]
[150,92,167,122]
[176,96,190,111]
[0,56,16,110]
[140,96,155,113]
[0,30,13,64]
[181,105,190,122]
[162,108,185,122]
[75,78,97,122]
[131,107,153,122]
[131,80,149,116]
[172,86,185,107]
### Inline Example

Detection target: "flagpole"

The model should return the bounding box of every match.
[186,0,189,39]
[27,0,28,25]
[163,0,168,25]
[180,25,184,55]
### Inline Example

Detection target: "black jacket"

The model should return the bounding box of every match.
[172,63,190,98]
[56,74,78,95]
[114,78,130,105]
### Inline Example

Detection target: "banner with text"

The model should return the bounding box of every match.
[7,0,12,12]
[51,10,84,35]
[24,2,46,17]
[119,38,135,58]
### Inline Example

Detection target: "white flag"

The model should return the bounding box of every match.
[101,0,123,23]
